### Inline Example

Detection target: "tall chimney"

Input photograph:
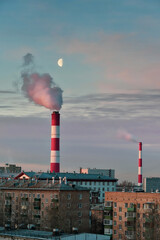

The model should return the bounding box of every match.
[50,111,60,173]
[138,142,142,187]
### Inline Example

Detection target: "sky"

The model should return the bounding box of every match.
[0,0,160,183]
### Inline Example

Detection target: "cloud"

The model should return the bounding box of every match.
[58,33,160,92]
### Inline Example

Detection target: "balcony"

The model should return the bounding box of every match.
[104,215,113,220]
[127,226,135,231]
[104,227,112,236]
[127,207,136,212]
[104,219,112,225]
[126,233,135,240]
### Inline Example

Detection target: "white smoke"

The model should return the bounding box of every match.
[117,129,138,143]
[21,53,63,111]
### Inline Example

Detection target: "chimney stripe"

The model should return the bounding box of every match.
[50,112,60,173]
[138,142,142,187]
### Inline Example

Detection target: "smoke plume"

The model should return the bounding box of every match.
[21,53,63,111]
[117,129,138,143]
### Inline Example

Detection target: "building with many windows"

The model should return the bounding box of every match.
[15,172,118,203]
[0,178,90,233]
[143,177,160,193]
[104,192,160,240]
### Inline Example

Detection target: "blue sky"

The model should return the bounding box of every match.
[0,0,160,182]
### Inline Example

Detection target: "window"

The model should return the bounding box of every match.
[119,207,122,212]
[114,220,116,226]
[67,194,71,200]
[54,194,58,199]
[119,216,122,221]
[130,203,134,208]
[112,182,114,186]
[137,203,140,208]
[119,234,122,239]
[78,212,82,217]
[37,194,40,198]
[119,224,122,230]
[67,203,71,208]
[42,194,44,198]
[114,230,117,234]
[107,188,109,191]
[112,187,114,191]
[79,194,82,200]
[45,198,48,203]
[104,219,110,225]
[114,202,117,208]
[125,203,128,208]
[107,182,109,186]
[114,212,117,217]
[78,203,82,208]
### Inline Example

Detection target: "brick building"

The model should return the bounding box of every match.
[15,172,118,203]
[0,178,90,233]
[104,192,160,240]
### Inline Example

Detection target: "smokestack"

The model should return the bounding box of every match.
[50,111,60,173]
[138,142,142,187]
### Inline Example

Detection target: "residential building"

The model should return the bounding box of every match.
[15,172,118,203]
[143,177,160,193]
[104,192,160,239]
[0,178,90,233]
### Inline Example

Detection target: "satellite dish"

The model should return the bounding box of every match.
[57,58,63,67]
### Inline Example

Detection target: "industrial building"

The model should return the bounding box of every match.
[0,178,90,233]
[104,192,160,239]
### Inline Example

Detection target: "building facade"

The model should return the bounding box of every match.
[104,192,160,240]
[0,178,90,233]
[143,177,160,193]
[0,164,21,174]
[15,172,118,203]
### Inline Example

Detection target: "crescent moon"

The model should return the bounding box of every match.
[57,58,63,67]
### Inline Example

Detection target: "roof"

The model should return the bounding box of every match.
[0,179,90,191]
[13,171,118,182]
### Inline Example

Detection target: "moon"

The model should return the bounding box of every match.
[57,58,63,67]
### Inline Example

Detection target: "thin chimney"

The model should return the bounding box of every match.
[138,142,142,187]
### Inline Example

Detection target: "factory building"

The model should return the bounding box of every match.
[0,178,90,233]
[15,172,118,203]
[104,192,160,239]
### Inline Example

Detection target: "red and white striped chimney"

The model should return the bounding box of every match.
[138,142,142,187]
[50,111,60,173]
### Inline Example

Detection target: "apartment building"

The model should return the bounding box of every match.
[15,172,118,203]
[0,178,90,233]
[104,192,160,240]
